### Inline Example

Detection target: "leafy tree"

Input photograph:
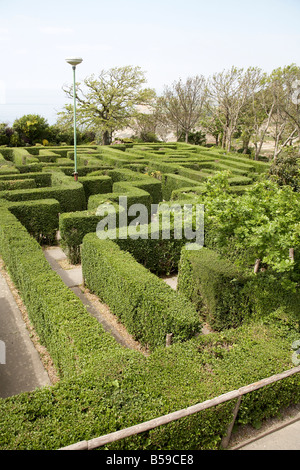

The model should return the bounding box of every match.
[0,123,14,146]
[48,123,95,145]
[60,65,155,145]
[12,114,50,145]
[202,174,300,284]
[129,108,161,142]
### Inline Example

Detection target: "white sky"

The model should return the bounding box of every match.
[0,0,299,124]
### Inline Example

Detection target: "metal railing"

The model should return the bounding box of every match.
[59,364,300,450]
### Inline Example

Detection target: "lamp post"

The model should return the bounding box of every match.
[65,57,83,181]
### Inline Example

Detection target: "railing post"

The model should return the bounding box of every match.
[166,333,173,347]
[221,395,242,449]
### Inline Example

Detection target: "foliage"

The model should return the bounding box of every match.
[0,143,299,450]
[8,199,60,244]
[0,169,86,213]
[12,114,50,145]
[202,173,300,281]
[0,123,15,146]
[177,129,206,145]
[269,148,300,191]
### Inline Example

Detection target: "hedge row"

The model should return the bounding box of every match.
[0,172,52,187]
[78,175,112,200]
[8,199,60,244]
[1,143,296,451]
[59,203,122,264]
[162,174,200,200]
[59,169,161,263]
[0,202,136,381]
[81,233,202,350]
[0,170,86,212]
[97,168,163,205]
[12,148,39,166]
[0,178,36,191]
[104,222,190,275]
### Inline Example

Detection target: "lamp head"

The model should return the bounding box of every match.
[65,57,83,67]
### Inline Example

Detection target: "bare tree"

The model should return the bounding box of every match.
[206,66,262,152]
[157,75,207,143]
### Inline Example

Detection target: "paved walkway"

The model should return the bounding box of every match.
[0,271,51,399]
[43,246,141,350]
[232,416,300,450]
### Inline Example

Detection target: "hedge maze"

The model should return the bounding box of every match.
[0,142,299,450]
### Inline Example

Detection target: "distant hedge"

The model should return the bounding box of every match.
[78,175,112,200]
[0,172,51,187]
[161,174,200,200]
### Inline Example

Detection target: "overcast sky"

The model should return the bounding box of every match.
[0,0,299,125]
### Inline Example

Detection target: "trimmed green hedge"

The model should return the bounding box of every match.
[81,234,201,350]
[178,247,251,330]
[94,168,163,205]
[8,199,60,244]
[0,179,36,191]
[108,223,188,275]
[78,175,112,200]
[162,174,199,200]
[88,186,152,218]
[0,309,298,450]
[12,148,39,166]
[59,202,122,264]
[0,143,297,451]
[0,171,86,212]
[0,172,52,187]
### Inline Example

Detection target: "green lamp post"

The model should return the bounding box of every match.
[65,57,83,181]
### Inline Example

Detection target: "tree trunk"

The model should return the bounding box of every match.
[226,129,233,152]
[222,129,227,149]
[242,138,250,154]
[102,130,111,145]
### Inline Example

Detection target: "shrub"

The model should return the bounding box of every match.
[59,204,121,264]
[0,172,52,187]
[110,223,188,275]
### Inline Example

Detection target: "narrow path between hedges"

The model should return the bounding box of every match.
[43,246,150,355]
